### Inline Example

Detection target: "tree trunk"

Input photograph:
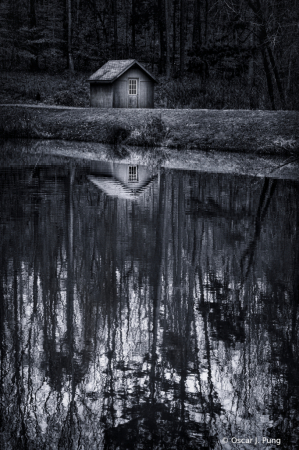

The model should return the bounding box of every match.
[67,0,74,71]
[248,16,256,108]
[132,0,136,57]
[76,0,80,24]
[158,0,165,74]
[240,179,277,282]
[287,57,292,93]
[29,0,38,70]
[180,0,185,75]
[29,0,36,28]
[113,0,118,58]
[165,0,171,77]
[261,48,275,110]
[246,0,285,109]
[172,0,177,70]
[66,167,75,339]
[192,0,202,49]
[204,0,208,44]
[150,172,167,401]
[267,45,286,109]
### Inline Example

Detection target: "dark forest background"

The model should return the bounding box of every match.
[0,0,298,109]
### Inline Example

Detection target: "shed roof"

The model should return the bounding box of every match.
[88,59,157,83]
[88,175,157,201]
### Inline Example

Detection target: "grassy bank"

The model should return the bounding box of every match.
[0,105,298,155]
[1,139,299,181]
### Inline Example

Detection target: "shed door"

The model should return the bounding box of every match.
[128,79,138,108]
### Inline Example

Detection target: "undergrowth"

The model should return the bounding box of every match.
[126,115,168,147]
[100,116,169,162]
[0,111,38,138]
[0,70,275,110]
[0,71,89,107]
[155,75,260,109]
[103,124,131,146]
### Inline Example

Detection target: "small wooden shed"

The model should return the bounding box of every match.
[87,162,159,200]
[88,60,157,108]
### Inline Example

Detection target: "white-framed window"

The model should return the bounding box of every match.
[128,165,138,182]
[129,79,137,95]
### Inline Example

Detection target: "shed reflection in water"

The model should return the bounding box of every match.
[0,162,298,450]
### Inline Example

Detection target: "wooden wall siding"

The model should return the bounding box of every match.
[112,164,154,189]
[118,66,154,108]
[90,84,113,107]
[113,79,127,107]
[139,81,154,108]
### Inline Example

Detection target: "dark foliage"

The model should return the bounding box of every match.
[103,124,131,146]
[126,115,168,146]
[0,0,298,109]
[0,111,37,139]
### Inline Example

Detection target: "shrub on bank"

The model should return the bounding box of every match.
[0,111,37,138]
[99,118,168,149]
[103,124,131,146]
[0,71,89,107]
[126,115,168,147]
[155,75,254,109]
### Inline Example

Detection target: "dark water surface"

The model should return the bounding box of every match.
[0,159,298,450]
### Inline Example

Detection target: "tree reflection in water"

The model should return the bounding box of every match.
[0,162,298,450]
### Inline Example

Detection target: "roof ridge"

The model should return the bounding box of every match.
[88,59,157,83]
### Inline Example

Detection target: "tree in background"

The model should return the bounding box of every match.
[0,0,298,109]
[67,0,74,71]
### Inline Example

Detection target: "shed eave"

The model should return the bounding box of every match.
[132,61,158,83]
[88,79,113,84]
[88,59,158,83]
[112,60,158,83]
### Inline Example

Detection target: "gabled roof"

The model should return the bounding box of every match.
[88,175,157,201]
[88,176,139,200]
[88,59,158,83]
